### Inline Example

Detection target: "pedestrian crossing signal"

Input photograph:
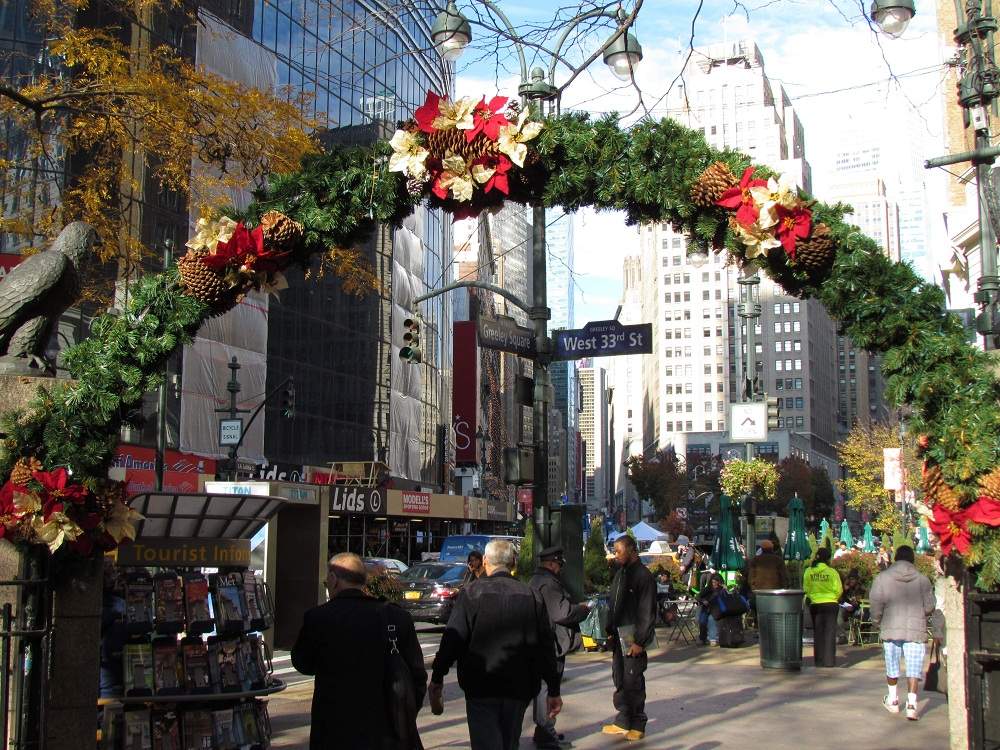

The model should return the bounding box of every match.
[400,318,422,364]
[766,396,780,430]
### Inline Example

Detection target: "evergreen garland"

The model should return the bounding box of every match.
[1,106,998,589]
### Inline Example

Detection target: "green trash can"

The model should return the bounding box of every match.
[755,589,804,670]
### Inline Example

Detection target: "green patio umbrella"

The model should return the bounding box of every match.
[862,522,876,553]
[840,519,854,548]
[819,517,830,539]
[784,494,812,561]
[916,524,931,554]
[711,494,745,571]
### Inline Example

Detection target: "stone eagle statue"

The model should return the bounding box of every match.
[0,222,95,375]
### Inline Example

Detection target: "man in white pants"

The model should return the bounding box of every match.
[869,545,935,720]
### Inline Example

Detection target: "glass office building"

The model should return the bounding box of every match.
[245,1,454,482]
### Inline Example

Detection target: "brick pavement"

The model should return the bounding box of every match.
[267,639,950,750]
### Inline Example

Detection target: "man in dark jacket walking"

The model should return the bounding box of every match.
[429,539,562,750]
[529,546,591,749]
[870,545,935,721]
[291,553,426,749]
[602,535,657,742]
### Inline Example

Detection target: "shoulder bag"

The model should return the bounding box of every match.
[379,604,423,750]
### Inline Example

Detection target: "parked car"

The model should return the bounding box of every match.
[363,557,409,576]
[397,562,468,624]
[438,534,521,562]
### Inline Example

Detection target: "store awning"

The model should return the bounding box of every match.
[128,492,287,540]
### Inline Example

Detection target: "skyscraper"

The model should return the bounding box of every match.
[638,40,840,477]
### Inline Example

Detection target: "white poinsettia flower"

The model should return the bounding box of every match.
[31,512,82,552]
[471,163,496,184]
[749,175,798,229]
[732,219,781,259]
[260,271,290,298]
[186,216,238,253]
[449,175,475,202]
[388,130,429,178]
[433,96,477,131]
[436,152,475,202]
[497,110,544,167]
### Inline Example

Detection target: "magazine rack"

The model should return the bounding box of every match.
[98,492,288,750]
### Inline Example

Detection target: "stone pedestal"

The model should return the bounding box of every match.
[943,560,969,750]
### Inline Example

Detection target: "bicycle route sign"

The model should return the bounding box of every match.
[553,320,652,360]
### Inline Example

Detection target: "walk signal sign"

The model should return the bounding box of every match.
[400,317,422,364]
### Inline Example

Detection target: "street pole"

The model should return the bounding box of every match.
[154,238,173,491]
[531,203,552,546]
[737,269,761,558]
[215,356,250,480]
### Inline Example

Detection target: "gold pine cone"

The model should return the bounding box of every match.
[979,466,1000,501]
[427,128,467,157]
[10,456,41,486]
[792,223,835,272]
[936,485,962,512]
[178,252,232,308]
[259,210,304,252]
[691,162,737,208]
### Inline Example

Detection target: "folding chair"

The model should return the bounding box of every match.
[666,601,699,645]
[849,600,880,645]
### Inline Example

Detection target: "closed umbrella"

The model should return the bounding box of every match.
[711,494,745,571]
[819,518,830,539]
[916,525,930,554]
[862,522,876,553]
[784,494,812,561]
[839,519,854,548]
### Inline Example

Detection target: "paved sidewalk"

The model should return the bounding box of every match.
[268,640,949,750]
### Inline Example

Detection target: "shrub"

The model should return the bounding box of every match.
[647,556,682,582]
[914,553,939,584]
[517,518,537,582]
[829,551,879,593]
[365,566,402,602]
[584,519,612,593]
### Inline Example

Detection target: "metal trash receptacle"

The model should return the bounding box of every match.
[756,589,804,670]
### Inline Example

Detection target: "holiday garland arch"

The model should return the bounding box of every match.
[2,91,1000,588]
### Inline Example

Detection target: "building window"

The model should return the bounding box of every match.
[717,420,725,431]
[718,401,725,412]
[664,276,671,286]
[704,383,712,393]
[666,421,673,431]
[774,341,782,352]
[672,237,683,248]
[793,321,801,332]
[703,290,711,301]
[773,322,781,333]
[673,256,682,265]
[794,340,802,351]
[683,273,690,283]
[795,416,805,428]
[662,257,669,267]
[666,403,673,413]
[783,303,791,314]
[793,302,800,313]
[666,385,674,394]
[665,366,673,376]
[706,421,714,431]
[683,291,691,302]
[684,383,693,394]
[773,303,781,315]
[717,382,724,392]
[686,421,693,430]
[674,274,681,284]
[704,401,712,411]
[795,378,803,389]
[704,365,712,375]
[775,380,783,390]
[795,397,804,409]
[776,361,783,371]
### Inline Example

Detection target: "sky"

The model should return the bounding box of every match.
[452,0,948,325]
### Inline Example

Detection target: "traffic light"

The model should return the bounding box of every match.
[399,317,422,364]
[766,395,780,429]
[282,378,295,418]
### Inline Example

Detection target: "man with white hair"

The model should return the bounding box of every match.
[429,539,562,750]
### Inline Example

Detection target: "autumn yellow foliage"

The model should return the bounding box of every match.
[835,422,919,534]
[0,1,318,298]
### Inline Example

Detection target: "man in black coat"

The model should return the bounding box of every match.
[429,539,562,750]
[603,535,657,742]
[529,546,592,749]
[291,552,426,749]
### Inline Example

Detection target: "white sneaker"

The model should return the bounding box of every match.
[906,703,918,721]
[882,696,899,714]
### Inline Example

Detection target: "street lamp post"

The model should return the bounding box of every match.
[903,1,1000,348]
[428,0,642,545]
[737,269,762,558]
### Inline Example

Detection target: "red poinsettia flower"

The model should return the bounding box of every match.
[0,481,15,515]
[414,91,443,133]
[716,167,768,228]
[467,96,509,142]
[773,204,812,259]
[69,534,94,557]
[42,498,63,522]
[475,154,512,195]
[928,503,971,556]
[201,223,264,271]
[32,467,87,504]
[966,495,1000,526]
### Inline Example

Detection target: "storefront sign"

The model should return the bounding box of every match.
[204,481,272,496]
[116,538,251,567]
[112,444,216,495]
[487,499,511,522]
[453,321,480,466]
[330,486,384,514]
[402,491,430,514]
[252,462,306,483]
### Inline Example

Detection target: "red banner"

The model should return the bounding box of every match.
[517,488,533,516]
[0,254,22,283]
[112,444,216,495]
[453,321,480,466]
[401,491,430,514]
